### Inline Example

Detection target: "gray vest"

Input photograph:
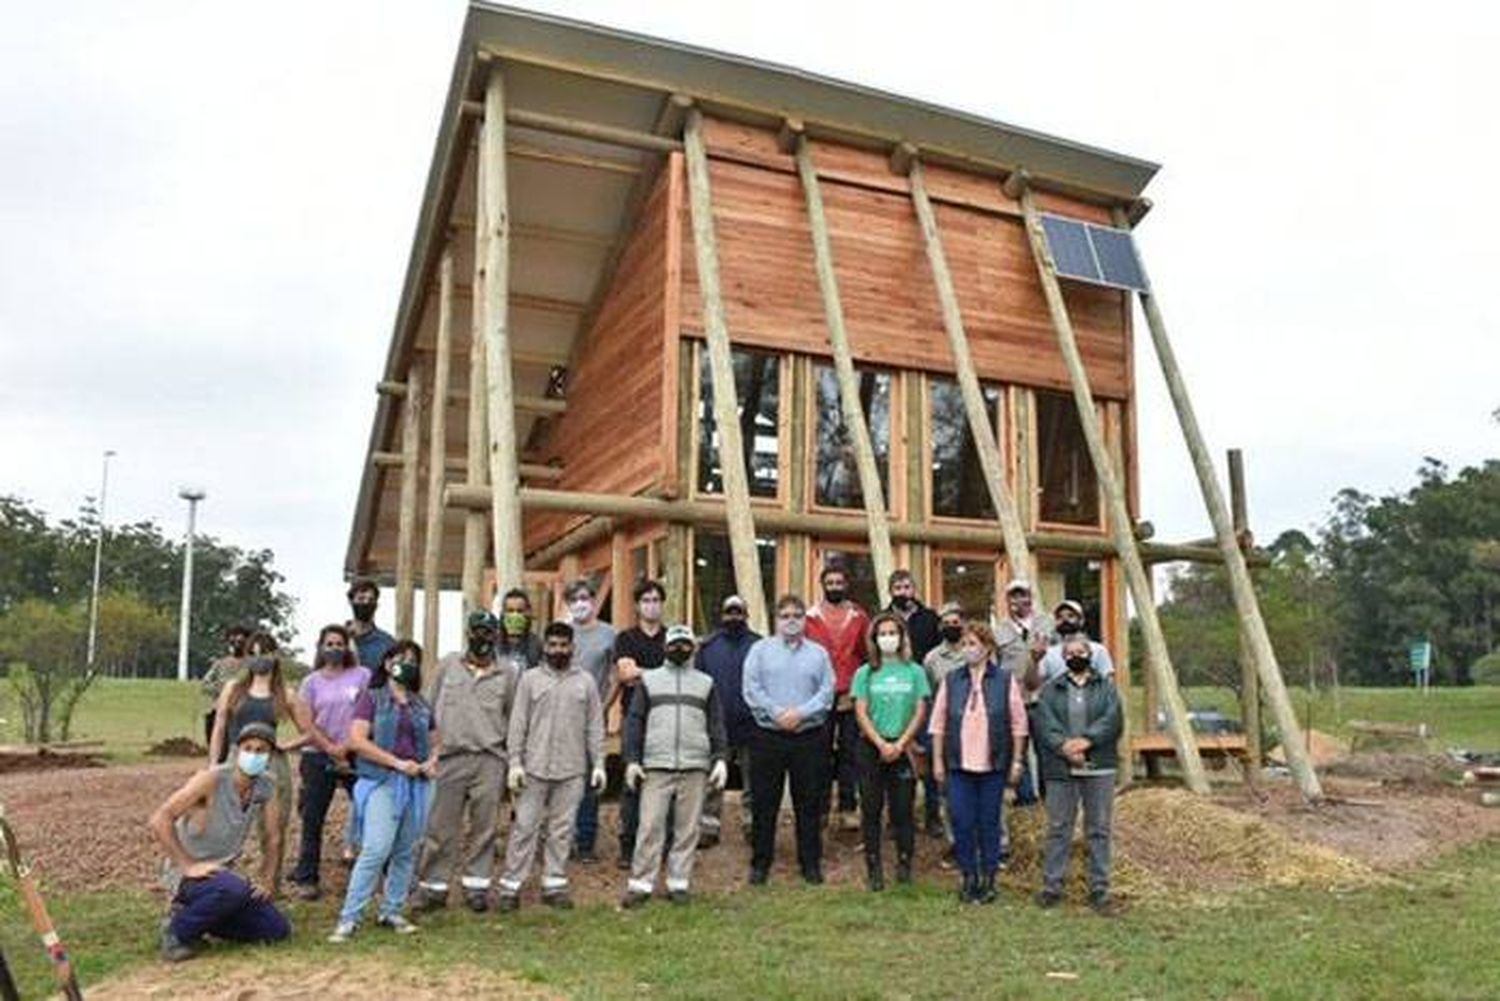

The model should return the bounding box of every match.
[640,664,715,771]
[161,763,272,892]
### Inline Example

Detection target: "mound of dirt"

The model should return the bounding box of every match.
[146,737,209,758]
[1320,752,1458,788]
[0,747,106,774]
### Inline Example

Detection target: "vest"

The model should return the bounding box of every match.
[355,687,433,781]
[640,663,716,771]
[942,662,1015,774]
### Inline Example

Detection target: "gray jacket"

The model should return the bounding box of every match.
[429,652,519,758]
[623,662,727,772]
[507,662,603,781]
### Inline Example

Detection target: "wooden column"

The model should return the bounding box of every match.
[907,160,1033,580]
[793,132,895,607]
[480,66,526,599]
[905,372,929,595]
[786,355,810,598]
[1115,202,1317,798]
[1229,448,1262,783]
[682,108,768,634]
[395,366,423,639]
[461,114,492,616]
[421,245,456,654]
[1107,405,1134,788]
[1019,184,1209,794]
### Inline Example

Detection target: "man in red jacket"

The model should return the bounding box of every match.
[805,563,871,832]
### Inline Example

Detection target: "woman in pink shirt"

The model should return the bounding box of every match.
[928,621,1028,904]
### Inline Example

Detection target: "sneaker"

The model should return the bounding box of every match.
[464,890,490,913]
[289,881,320,902]
[840,811,861,832]
[621,889,651,910]
[895,859,913,885]
[340,850,358,868]
[801,865,825,886]
[541,890,574,910]
[496,893,520,914]
[747,867,769,886]
[1035,890,1062,909]
[327,921,357,944]
[1088,891,1120,917]
[574,847,599,865]
[159,929,196,963]
[667,889,690,905]
[378,914,419,934]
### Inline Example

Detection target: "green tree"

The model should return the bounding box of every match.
[0,599,94,743]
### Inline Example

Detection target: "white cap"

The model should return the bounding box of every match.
[1004,578,1033,595]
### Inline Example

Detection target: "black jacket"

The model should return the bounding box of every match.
[1034,669,1123,780]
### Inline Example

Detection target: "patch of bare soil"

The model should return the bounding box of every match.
[0,748,106,774]
[146,737,209,758]
[85,955,562,1001]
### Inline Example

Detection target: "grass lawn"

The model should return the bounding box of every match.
[2,838,1497,1000]
[0,678,202,762]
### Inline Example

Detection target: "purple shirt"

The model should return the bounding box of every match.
[352,691,432,762]
[299,665,371,744]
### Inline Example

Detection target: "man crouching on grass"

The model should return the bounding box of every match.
[150,721,291,961]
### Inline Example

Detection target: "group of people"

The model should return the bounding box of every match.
[150,567,1123,962]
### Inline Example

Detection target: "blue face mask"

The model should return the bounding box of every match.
[237,750,271,777]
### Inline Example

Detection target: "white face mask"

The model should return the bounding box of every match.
[569,599,594,623]
[779,616,805,639]
[876,634,901,655]
[963,644,989,666]
[237,750,271,778]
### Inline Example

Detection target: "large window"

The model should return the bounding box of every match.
[930,377,1001,520]
[1036,390,1100,526]
[813,547,880,614]
[937,556,997,621]
[691,531,778,634]
[813,364,891,510]
[698,347,781,498]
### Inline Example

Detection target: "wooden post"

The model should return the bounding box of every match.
[786,355,810,598]
[480,66,526,600]
[1112,205,1319,800]
[395,366,423,639]
[905,373,929,595]
[907,160,1033,580]
[1230,448,1262,784]
[421,245,456,655]
[682,107,769,634]
[1019,184,1209,794]
[793,132,895,607]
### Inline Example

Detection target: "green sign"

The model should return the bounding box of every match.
[1409,640,1432,672]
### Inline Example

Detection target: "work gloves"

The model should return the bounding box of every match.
[709,760,728,791]
[507,765,526,793]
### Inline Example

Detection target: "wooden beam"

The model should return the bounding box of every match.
[794,131,896,606]
[422,245,455,655]
[395,366,423,639]
[507,141,641,176]
[462,126,491,618]
[1230,447,1262,786]
[1020,185,1209,795]
[448,219,617,248]
[444,286,588,315]
[373,453,561,482]
[481,66,526,599]
[683,107,769,635]
[907,159,1034,579]
[888,141,917,178]
[377,381,564,415]
[526,516,616,571]
[506,107,683,154]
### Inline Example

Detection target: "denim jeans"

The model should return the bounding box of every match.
[170,870,290,944]
[1042,773,1115,896]
[947,769,1004,878]
[338,775,430,925]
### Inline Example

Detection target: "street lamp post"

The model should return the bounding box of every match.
[85,450,116,668]
[175,487,206,683]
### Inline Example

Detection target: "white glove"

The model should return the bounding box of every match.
[624,763,644,791]
[591,766,608,792]
[507,765,526,793]
[709,760,728,791]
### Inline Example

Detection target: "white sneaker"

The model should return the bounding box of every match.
[327,921,357,944]
[378,914,419,935]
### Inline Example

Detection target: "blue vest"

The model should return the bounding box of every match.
[942,662,1014,774]
[355,687,432,781]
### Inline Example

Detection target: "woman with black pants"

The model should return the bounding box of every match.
[850,612,930,890]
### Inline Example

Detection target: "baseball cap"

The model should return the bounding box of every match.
[665,624,696,646]
[235,721,279,749]
[1054,599,1084,617]
[1004,578,1033,595]
[721,595,747,612]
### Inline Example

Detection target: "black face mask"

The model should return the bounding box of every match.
[1056,620,1083,636]
[468,635,496,658]
[666,646,693,666]
[722,618,747,637]
[1066,655,1092,675]
[350,601,376,623]
[318,648,347,668]
[824,588,847,605]
[229,640,248,657]
[939,625,962,645]
[248,655,275,676]
[892,595,915,611]
[544,651,571,671]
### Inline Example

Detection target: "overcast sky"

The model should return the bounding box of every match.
[3,1,1495,652]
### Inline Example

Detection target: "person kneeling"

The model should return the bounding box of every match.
[620,625,728,908]
[150,721,291,962]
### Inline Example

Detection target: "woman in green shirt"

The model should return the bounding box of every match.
[851,612,931,891]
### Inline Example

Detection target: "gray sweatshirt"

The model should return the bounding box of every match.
[506,661,603,781]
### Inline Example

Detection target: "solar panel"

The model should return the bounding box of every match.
[1038,213,1150,293]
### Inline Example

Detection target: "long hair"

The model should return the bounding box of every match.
[865,611,911,671]
[961,619,998,664]
[383,639,425,696]
[226,632,292,724]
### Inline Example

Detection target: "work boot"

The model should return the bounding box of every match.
[895,855,913,885]
[496,893,520,914]
[748,866,769,886]
[958,873,976,903]
[411,888,446,913]
[667,889,690,905]
[464,889,489,913]
[159,929,196,963]
[1088,890,1120,917]
[865,856,885,892]
[541,889,574,910]
[1035,889,1062,909]
[976,872,998,905]
[621,888,651,910]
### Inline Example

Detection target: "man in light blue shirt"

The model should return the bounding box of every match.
[742,594,835,886]
[1035,600,1115,684]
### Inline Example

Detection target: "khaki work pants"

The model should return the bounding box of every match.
[627,769,707,894]
[416,751,506,896]
[498,775,584,894]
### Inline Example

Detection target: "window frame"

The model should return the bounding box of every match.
[687,339,789,507]
[805,359,901,516]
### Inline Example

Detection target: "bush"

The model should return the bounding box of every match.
[1470,652,1500,686]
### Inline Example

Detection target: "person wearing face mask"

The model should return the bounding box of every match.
[207,632,321,894]
[1034,635,1123,914]
[696,595,762,847]
[805,564,871,833]
[152,722,290,962]
[885,569,941,663]
[329,642,440,942]
[201,624,251,746]
[921,603,967,842]
[1033,600,1115,686]
[413,611,519,913]
[289,624,371,901]
[741,594,835,886]
[606,578,668,868]
[345,578,396,674]
[850,613,930,891]
[996,579,1053,808]
[619,626,728,908]
[928,621,1029,904]
[497,622,605,911]
[495,588,543,672]
[562,579,615,865]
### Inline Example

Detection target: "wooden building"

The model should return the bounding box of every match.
[345,3,1321,794]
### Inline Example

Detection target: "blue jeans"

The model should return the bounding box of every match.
[574,785,599,852]
[947,769,1004,878]
[170,870,290,944]
[338,775,430,925]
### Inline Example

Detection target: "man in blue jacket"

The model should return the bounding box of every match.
[695,595,761,847]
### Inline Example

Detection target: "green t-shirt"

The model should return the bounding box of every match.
[850,660,931,740]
